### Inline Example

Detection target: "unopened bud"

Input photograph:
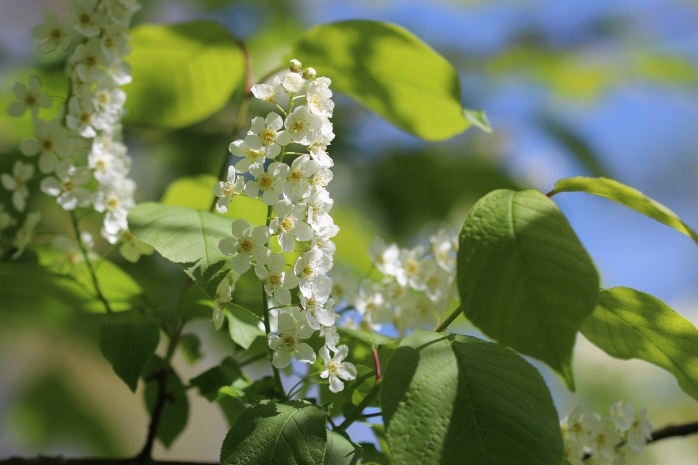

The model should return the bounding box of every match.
[289,59,302,73]
[303,67,317,80]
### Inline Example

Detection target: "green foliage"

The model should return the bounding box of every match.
[8,372,122,455]
[220,400,337,465]
[550,176,698,246]
[457,189,599,387]
[381,330,563,465]
[581,287,698,402]
[293,20,487,141]
[227,306,264,349]
[144,357,190,448]
[99,311,160,392]
[125,20,245,128]
[128,202,232,298]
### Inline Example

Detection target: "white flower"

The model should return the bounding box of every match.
[88,135,130,184]
[284,154,320,201]
[609,402,652,454]
[32,10,76,53]
[69,39,109,83]
[299,293,336,329]
[218,219,270,274]
[306,77,334,118]
[52,232,94,271]
[354,281,391,330]
[70,0,105,38]
[213,166,244,213]
[40,160,92,211]
[281,71,305,95]
[212,271,238,330]
[294,247,333,298]
[247,113,291,154]
[328,265,358,305]
[66,94,98,138]
[267,307,316,368]
[20,118,76,173]
[270,198,314,252]
[396,244,428,290]
[251,75,282,103]
[306,187,334,231]
[99,25,131,62]
[103,0,141,26]
[284,106,322,146]
[244,162,288,206]
[369,237,401,277]
[1,161,35,212]
[12,211,41,259]
[0,205,16,232]
[254,252,299,306]
[430,229,457,272]
[7,76,52,119]
[229,137,267,173]
[117,228,154,263]
[319,345,357,393]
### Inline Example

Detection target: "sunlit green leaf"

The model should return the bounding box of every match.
[125,20,245,128]
[381,331,562,465]
[293,20,476,140]
[581,287,698,401]
[457,189,599,387]
[99,311,160,392]
[128,202,232,298]
[550,176,698,246]
[161,174,269,226]
[220,400,328,465]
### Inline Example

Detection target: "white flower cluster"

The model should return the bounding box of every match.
[214,59,356,393]
[342,230,459,335]
[561,402,653,465]
[3,0,151,262]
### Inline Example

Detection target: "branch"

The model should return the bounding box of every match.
[650,421,698,443]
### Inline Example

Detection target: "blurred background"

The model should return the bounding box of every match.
[1,0,697,463]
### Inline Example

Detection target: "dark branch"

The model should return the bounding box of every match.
[650,421,698,443]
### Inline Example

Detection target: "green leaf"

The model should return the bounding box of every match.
[220,400,328,465]
[381,331,562,465]
[144,357,189,448]
[178,333,203,363]
[128,202,232,298]
[99,311,160,392]
[125,20,245,128]
[324,430,362,465]
[549,176,698,246]
[581,287,698,401]
[457,189,599,387]
[8,372,121,454]
[190,356,245,402]
[161,175,269,225]
[0,263,106,321]
[293,20,477,141]
[227,306,264,350]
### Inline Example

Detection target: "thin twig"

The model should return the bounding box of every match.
[70,212,113,314]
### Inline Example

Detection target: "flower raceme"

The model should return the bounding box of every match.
[561,402,652,465]
[215,59,355,392]
[2,0,148,263]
